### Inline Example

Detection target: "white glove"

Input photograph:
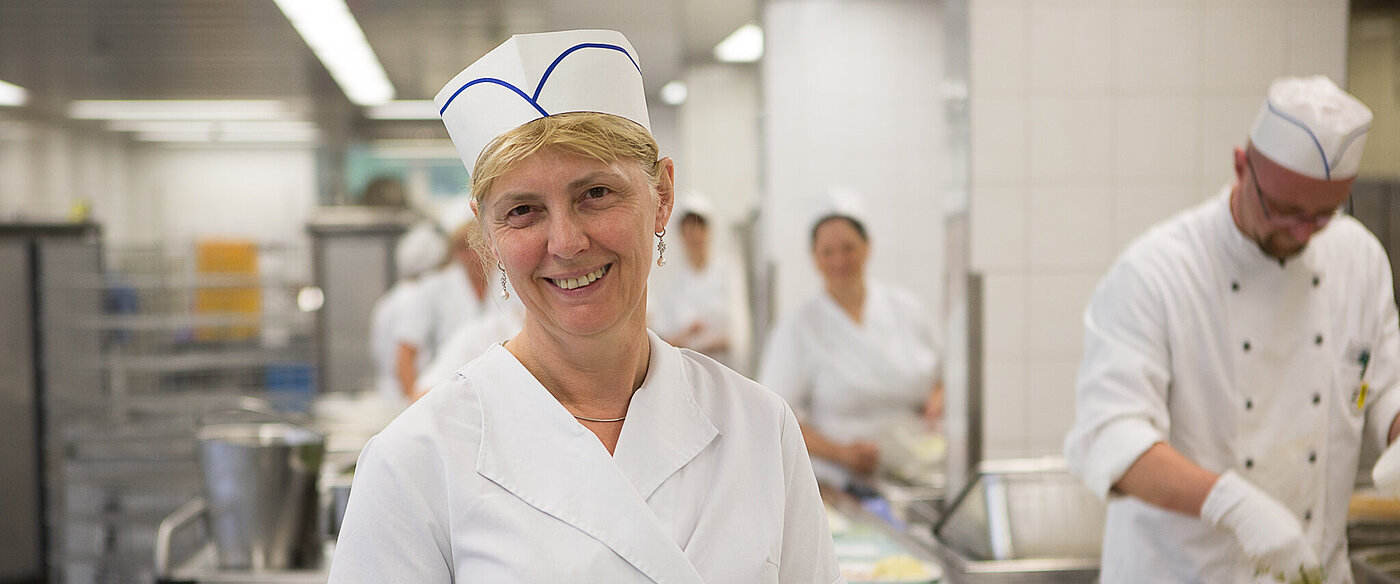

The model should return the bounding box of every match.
[1200,470,1324,584]
[1373,441,1400,496]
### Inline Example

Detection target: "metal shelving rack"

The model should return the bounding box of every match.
[41,241,319,584]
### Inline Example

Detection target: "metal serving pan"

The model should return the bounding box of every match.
[932,457,1103,584]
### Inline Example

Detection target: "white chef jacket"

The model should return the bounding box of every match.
[369,279,426,403]
[758,281,939,483]
[395,262,486,364]
[650,259,733,365]
[1064,187,1400,583]
[415,301,524,393]
[329,330,844,584]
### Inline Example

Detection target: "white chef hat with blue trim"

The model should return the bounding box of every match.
[434,29,652,171]
[1249,75,1372,181]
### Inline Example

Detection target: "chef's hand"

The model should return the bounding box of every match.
[1373,440,1400,497]
[842,440,880,477]
[1200,470,1324,584]
[922,383,945,429]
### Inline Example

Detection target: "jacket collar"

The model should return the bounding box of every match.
[473,331,715,583]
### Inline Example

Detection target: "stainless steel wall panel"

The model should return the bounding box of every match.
[0,237,43,581]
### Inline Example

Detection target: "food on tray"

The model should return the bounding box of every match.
[870,554,931,579]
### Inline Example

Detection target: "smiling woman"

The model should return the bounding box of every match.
[327,30,843,584]
[473,116,670,350]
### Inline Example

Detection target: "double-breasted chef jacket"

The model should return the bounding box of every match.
[1064,187,1400,583]
[329,330,844,583]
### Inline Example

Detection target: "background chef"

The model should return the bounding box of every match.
[330,29,842,583]
[648,192,735,365]
[759,189,943,486]
[392,211,490,395]
[1063,76,1400,584]
[368,221,446,405]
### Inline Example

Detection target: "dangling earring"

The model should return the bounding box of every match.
[498,262,510,300]
[655,228,667,267]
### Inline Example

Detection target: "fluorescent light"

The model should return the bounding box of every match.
[273,0,395,106]
[127,121,321,143]
[108,120,317,133]
[364,100,439,120]
[69,100,296,121]
[659,80,688,106]
[715,23,764,63]
[0,79,28,107]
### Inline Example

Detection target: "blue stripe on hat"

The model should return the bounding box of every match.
[1332,123,1372,173]
[439,43,640,116]
[439,77,549,117]
[1265,100,1332,179]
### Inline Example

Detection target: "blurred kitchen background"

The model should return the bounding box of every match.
[1,0,1397,582]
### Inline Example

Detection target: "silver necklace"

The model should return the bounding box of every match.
[572,414,626,423]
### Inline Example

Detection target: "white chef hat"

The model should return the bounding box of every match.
[809,185,870,230]
[1249,75,1372,180]
[396,222,447,278]
[437,194,476,234]
[434,29,652,171]
[675,191,716,223]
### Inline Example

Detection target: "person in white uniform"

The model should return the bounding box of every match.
[330,30,842,584]
[649,193,734,365]
[393,218,490,395]
[369,222,446,404]
[1063,76,1400,584]
[759,193,942,486]
[412,297,525,397]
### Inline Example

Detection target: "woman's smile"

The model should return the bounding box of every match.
[545,263,611,291]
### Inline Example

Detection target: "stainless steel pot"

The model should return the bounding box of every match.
[197,422,325,570]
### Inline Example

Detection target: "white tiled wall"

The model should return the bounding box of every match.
[968,0,1350,458]
[761,0,950,323]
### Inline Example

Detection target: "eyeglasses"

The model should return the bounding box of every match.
[1245,157,1339,230]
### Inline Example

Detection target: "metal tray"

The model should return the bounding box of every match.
[932,458,1102,584]
[1355,545,1400,584]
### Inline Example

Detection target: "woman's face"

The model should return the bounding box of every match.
[479,146,673,339]
[812,218,869,287]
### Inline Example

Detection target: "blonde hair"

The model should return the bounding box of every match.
[466,112,663,256]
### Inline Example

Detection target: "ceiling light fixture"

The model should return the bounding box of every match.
[273,0,395,106]
[0,79,28,107]
[714,23,764,63]
[68,100,297,121]
[659,80,688,106]
[364,100,439,120]
[121,121,321,143]
[108,120,318,133]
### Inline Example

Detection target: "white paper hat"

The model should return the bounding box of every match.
[435,29,652,171]
[809,185,870,230]
[1249,75,1372,180]
[437,194,476,233]
[675,191,716,222]
[396,222,447,278]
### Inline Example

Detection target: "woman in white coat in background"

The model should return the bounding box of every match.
[368,222,445,404]
[649,193,735,365]
[393,217,490,395]
[330,29,842,584]
[759,197,942,487]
